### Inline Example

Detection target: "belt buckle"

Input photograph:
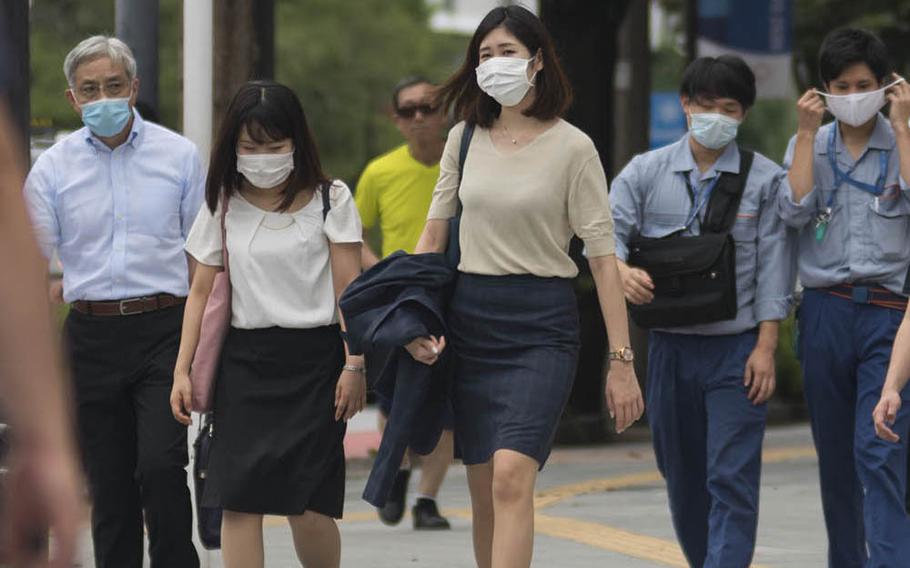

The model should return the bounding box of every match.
[852,286,871,304]
[119,298,140,316]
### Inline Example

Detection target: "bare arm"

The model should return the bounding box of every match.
[588,254,644,433]
[787,90,825,203]
[360,229,381,270]
[331,242,367,421]
[887,77,910,189]
[873,309,910,441]
[170,262,218,425]
[0,99,82,566]
[414,219,449,255]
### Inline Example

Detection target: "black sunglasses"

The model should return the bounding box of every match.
[396,104,438,119]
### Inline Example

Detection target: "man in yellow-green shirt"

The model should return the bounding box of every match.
[355,77,454,530]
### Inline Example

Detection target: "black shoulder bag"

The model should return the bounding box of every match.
[193,182,333,550]
[627,149,754,329]
[445,123,476,269]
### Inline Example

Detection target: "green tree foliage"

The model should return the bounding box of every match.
[793,0,910,90]
[275,0,465,184]
[29,0,465,185]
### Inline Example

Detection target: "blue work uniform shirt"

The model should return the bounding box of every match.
[610,134,795,335]
[777,114,910,295]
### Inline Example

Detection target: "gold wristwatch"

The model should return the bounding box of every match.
[608,347,634,363]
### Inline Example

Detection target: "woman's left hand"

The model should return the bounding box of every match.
[335,367,366,421]
[605,363,644,434]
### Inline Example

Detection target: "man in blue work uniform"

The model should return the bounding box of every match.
[779,28,910,567]
[610,55,794,568]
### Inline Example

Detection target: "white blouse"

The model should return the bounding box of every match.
[185,181,362,329]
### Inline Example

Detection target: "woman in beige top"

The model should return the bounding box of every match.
[407,6,644,568]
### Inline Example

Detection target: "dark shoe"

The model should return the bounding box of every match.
[378,469,411,526]
[412,497,451,530]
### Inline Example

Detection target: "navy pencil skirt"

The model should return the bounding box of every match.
[449,273,580,467]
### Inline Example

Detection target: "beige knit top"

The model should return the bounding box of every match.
[427,119,616,278]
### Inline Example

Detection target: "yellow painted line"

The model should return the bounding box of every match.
[534,470,663,508]
[534,513,772,568]
[534,445,816,509]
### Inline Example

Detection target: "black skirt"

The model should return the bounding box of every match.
[202,325,346,517]
[449,273,580,468]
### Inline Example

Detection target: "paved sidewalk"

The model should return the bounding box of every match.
[74,418,831,567]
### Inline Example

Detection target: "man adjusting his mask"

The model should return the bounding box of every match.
[609,55,794,568]
[778,27,910,568]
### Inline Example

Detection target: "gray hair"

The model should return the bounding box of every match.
[63,35,137,87]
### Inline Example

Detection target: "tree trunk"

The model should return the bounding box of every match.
[212,0,274,137]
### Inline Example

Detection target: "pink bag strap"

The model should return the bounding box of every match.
[220,196,230,275]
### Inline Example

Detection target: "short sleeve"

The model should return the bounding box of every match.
[185,201,223,267]
[569,154,616,257]
[354,163,379,230]
[426,122,466,220]
[324,180,363,243]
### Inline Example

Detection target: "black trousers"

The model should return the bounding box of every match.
[65,305,198,568]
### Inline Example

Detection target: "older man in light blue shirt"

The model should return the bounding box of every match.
[610,56,794,568]
[24,36,202,568]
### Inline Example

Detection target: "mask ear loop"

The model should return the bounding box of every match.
[527,50,542,87]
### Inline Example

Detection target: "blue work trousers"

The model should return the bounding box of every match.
[648,330,766,568]
[799,288,910,568]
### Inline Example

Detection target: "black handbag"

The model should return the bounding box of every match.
[627,149,754,329]
[193,412,222,550]
[445,123,476,269]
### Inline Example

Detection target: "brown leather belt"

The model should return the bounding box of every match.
[71,294,186,317]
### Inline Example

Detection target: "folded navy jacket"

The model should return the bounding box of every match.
[339,251,456,507]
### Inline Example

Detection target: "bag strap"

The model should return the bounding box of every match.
[454,123,476,216]
[701,148,755,234]
[321,181,332,221]
[219,196,230,273]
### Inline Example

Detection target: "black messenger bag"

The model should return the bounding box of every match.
[627,149,754,329]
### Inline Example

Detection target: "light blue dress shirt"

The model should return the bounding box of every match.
[610,134,795,336]
[778,114,910,296]
[25,111,205,302]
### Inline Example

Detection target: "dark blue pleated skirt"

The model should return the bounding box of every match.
[449,273,580,467]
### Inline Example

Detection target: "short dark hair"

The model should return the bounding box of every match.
[818,28,892,86]
[392,76,434,111]
[679,55,756,110]
[206,81,329,214]
[435,5,572,128]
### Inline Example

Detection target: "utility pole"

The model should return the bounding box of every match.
[184,0,214,160]
[116,0,160,117]
[1,0,29,166]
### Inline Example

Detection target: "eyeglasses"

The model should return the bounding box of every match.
[396,104,438,119]
[74,80,130,102]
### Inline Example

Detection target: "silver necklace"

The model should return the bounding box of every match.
[501,122,519,145]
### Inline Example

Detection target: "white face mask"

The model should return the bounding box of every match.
[236,152,294,189]
[475,56,537,107]
[689,112,741,150]
[816,78,905,127]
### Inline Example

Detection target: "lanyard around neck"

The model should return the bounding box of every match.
[682,173,721,231]
[825,125,889,208]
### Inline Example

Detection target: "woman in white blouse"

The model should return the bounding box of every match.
[171,81,365,568]
[410,7,644,568]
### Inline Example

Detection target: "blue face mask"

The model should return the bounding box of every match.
[689,112,740,150]
[80,97,133,137]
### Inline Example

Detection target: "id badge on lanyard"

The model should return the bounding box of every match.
[815,126,889,242]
